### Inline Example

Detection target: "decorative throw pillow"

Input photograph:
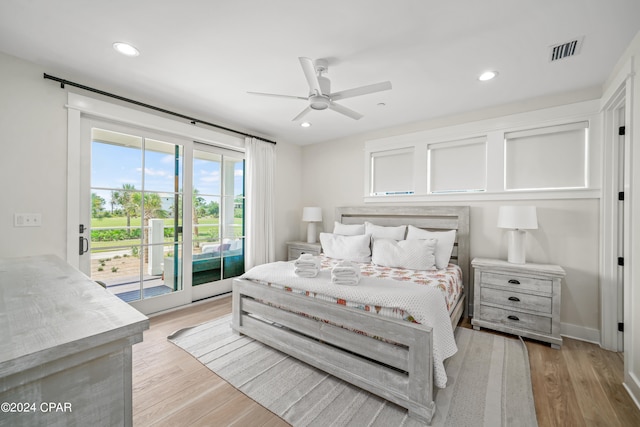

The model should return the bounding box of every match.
[319,233,371,262]
[333,221,365,236]
[364,221,407,240]
[371,238,437,270]
[405,225,456,269]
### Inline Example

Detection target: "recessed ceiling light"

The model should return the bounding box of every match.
[478,71,498,81]
[300,122,311,128]
[113,42,140,57]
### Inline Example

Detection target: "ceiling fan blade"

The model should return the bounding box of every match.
[247,91,307,101]
[292,106,312,121]
[330,81,392,101]
[328,101,363,120]
[299,57,323,96]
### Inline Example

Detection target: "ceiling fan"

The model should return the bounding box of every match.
[248,57,392,121]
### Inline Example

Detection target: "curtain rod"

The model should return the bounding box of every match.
[43,73,277,145]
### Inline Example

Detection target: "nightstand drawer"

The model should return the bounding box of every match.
[480,287,552,314]
[286,241,322,261]
[288,247,320,260]
[479,305,552,334]
[482,271,552,294]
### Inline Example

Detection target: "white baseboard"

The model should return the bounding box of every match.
[624,371,640,412]
[560,322,601,345]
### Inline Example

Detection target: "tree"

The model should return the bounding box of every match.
[132,192,167,263]
[111,184,137,235]
[206,200,219,217]
[192,189,207,238]
[91,193,106,218]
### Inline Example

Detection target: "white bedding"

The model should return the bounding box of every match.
[240,260,458,388]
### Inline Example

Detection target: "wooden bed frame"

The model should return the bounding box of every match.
[232,206,470,424]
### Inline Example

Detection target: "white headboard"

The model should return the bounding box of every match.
[335,205,471,314]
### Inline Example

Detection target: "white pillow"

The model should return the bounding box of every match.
[364,221,407,240]
[333,221,365,236]
[371,238,437,270]
[319,233,372,262]
[406,225,456,269]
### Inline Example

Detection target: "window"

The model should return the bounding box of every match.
[370,148,414,195]
[428,137,486,193]
[504,121,588,190]
[364,101,598,202]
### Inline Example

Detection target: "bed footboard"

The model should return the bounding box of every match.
[232,278,436,424]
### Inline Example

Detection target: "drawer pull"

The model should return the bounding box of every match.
[508,279,520,285]
[508,296,520,302]
[507,315,520,321]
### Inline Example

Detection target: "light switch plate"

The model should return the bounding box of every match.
[14,213,42,227]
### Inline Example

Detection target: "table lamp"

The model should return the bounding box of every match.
[497,205,538,264]
[302,207,322,243]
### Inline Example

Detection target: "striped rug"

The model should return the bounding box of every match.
[168,315,537,427]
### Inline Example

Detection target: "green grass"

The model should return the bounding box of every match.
[90,215,243,253]
[91,216,223,228]
[91,216,230,228]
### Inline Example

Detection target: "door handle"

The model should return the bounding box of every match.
[79,236,89,255]
[507,315,520,321]
[508,296,520,302]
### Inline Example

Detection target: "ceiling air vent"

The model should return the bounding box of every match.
[550,37,583,62]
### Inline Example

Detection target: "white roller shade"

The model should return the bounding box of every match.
[505,121,588,190]
[370,148,414,195]
[429,137,486,193]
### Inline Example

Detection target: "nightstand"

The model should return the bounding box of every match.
[471,257,565,349]
[286,241,322,261]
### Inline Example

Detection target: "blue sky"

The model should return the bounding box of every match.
[91,141,244,211]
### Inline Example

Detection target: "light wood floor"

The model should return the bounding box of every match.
[133,296,640,426]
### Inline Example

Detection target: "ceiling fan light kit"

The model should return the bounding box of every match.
[248,57,392,122]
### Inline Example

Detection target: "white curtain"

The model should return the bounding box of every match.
[245,137,276,269]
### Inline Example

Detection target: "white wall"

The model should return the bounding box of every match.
[0,52,69,258]
[301,104,602,342]
[0,51,302,264]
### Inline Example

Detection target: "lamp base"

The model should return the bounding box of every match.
[507,229,527,264]
[307,222,317,243]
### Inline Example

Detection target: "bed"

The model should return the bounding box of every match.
[232,206,470,424]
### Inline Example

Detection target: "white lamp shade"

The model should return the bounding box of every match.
[497,206,538,230]
[302,207,322,222]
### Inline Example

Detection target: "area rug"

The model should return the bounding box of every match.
[168,315,538,427]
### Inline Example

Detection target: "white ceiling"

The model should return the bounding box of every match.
[1,0,639,145]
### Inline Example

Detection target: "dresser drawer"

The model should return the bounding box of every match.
[480,286,552,314]
[479,305,552,334]
[481,271,552,294]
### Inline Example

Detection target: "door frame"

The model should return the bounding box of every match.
[600,64,632,352]
[66,93,245,314]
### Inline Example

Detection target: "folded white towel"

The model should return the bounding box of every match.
[331,260,361,285]
[294,254,320,278]
[294,253,320,269]
[294,267,319,278]
[331,276,360,285]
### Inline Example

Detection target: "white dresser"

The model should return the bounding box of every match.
[471,257,565,349]
[0,255,149,426]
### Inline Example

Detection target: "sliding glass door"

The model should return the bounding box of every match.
[87,126,185,310]
[190,144,245,301]
[76,119,245,313]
